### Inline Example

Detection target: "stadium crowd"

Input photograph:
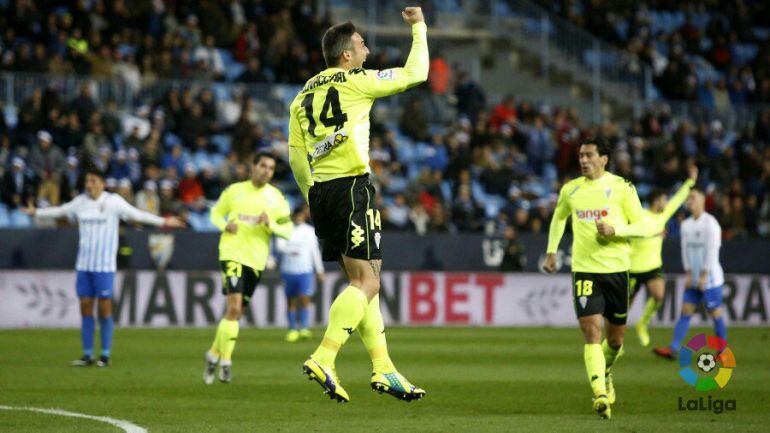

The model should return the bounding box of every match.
[1,0,769,242]
[538,0,770,103]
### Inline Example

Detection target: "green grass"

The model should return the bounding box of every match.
[0,327,767,432]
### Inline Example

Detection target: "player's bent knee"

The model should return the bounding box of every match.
[709,307,723,318]
[681,303,696,315]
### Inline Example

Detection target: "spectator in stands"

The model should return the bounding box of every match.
[400,97,429,142]
[29,131,65,206]
[455,70,486,123]
[386,194,412,231]
[136,181,160,215]
[499,225,525,272]
[237,58,269,83]
[2,158,36,209]
[488,95,517,132]
[178,163,204,205]
[60,156,80,203]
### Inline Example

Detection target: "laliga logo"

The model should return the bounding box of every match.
[575,208,609,221]
[677,334,737,414]
[679,333,735,391]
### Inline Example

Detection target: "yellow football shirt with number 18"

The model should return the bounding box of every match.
[547,172,649,273]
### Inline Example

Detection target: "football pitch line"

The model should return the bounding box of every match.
[0,405,148,433]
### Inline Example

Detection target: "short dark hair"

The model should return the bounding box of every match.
[253,151,276,165]
[322,21,356,67]
[84,166,106,180]
[690,185,704,196]
[648,188,667,204]
[580,137,612,159]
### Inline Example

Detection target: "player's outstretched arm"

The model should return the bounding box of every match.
[114,195,182,228]
[662,165,698,220]
[28,196,81,220]
[354,7,429,98]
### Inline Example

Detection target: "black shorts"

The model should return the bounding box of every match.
[308,174,382,262]
[220,260,262,306]
[572,271,630,325]
[630,267,664,298]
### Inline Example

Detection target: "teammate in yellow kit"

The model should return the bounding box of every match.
[630,165,697,347]
[203,152,292,384]
[544,138,649,419]
[287,7,428,403]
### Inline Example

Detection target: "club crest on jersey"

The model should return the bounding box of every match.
[605,188,612,198]
[575,208,609,221]
[376,69,395,81]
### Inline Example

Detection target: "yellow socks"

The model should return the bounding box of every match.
[213,319,239,363]
[601,339,623,371]
[311,285,368,366]
[357,295,395,372]
[208,321,223,359]
[639,297,662,327]
[584,344,607,397]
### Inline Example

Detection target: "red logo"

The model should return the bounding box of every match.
[575,208,609,221]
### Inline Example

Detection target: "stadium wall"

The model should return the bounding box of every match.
[1,229,770,273]
[1,271,767,328]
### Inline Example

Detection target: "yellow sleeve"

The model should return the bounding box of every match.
[614,181,653,237]
[662,179,694,220]
[288,112,312,202]
[352,22,429,98]
[210,186,232,231]
[268,195,292,240]
[546,185,571,254]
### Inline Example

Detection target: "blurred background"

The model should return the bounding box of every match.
[0,0,768,328]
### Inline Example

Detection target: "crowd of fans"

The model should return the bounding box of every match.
[1,0,769,243]
[537,0,770,104]
[2,75,769,240]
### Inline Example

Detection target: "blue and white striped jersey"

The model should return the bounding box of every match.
[681,212,724,288]
[275,223,324,275]
[36,192,165,272]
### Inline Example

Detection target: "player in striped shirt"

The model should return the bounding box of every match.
[654,187,727,360]
[25,168,184,366]
[275,204,325,343]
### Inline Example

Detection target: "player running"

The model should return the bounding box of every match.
[24,168,183,367]
[203,152,292,384]
[653,187,727,360]
[275,204,325,342]
[287,7,428,403]
[630,165,697,347]
[544,138,649,419]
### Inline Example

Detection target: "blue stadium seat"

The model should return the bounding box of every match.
[9,209,31,228]
[0,204,10,227]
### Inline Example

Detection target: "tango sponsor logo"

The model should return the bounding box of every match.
[575,208,609,221]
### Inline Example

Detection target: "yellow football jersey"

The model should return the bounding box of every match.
[210,180,291,271]
[629,179,694,272]
[547,172,646,273]
[288,22,429,199]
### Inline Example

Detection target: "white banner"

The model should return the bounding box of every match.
[0,271,768,328]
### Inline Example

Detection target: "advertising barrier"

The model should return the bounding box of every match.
[1,271,767,328]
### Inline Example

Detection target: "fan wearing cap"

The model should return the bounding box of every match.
[29,131,65,205]
[23,168,185,367]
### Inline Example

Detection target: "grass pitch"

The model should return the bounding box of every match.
[0,327,767,432]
